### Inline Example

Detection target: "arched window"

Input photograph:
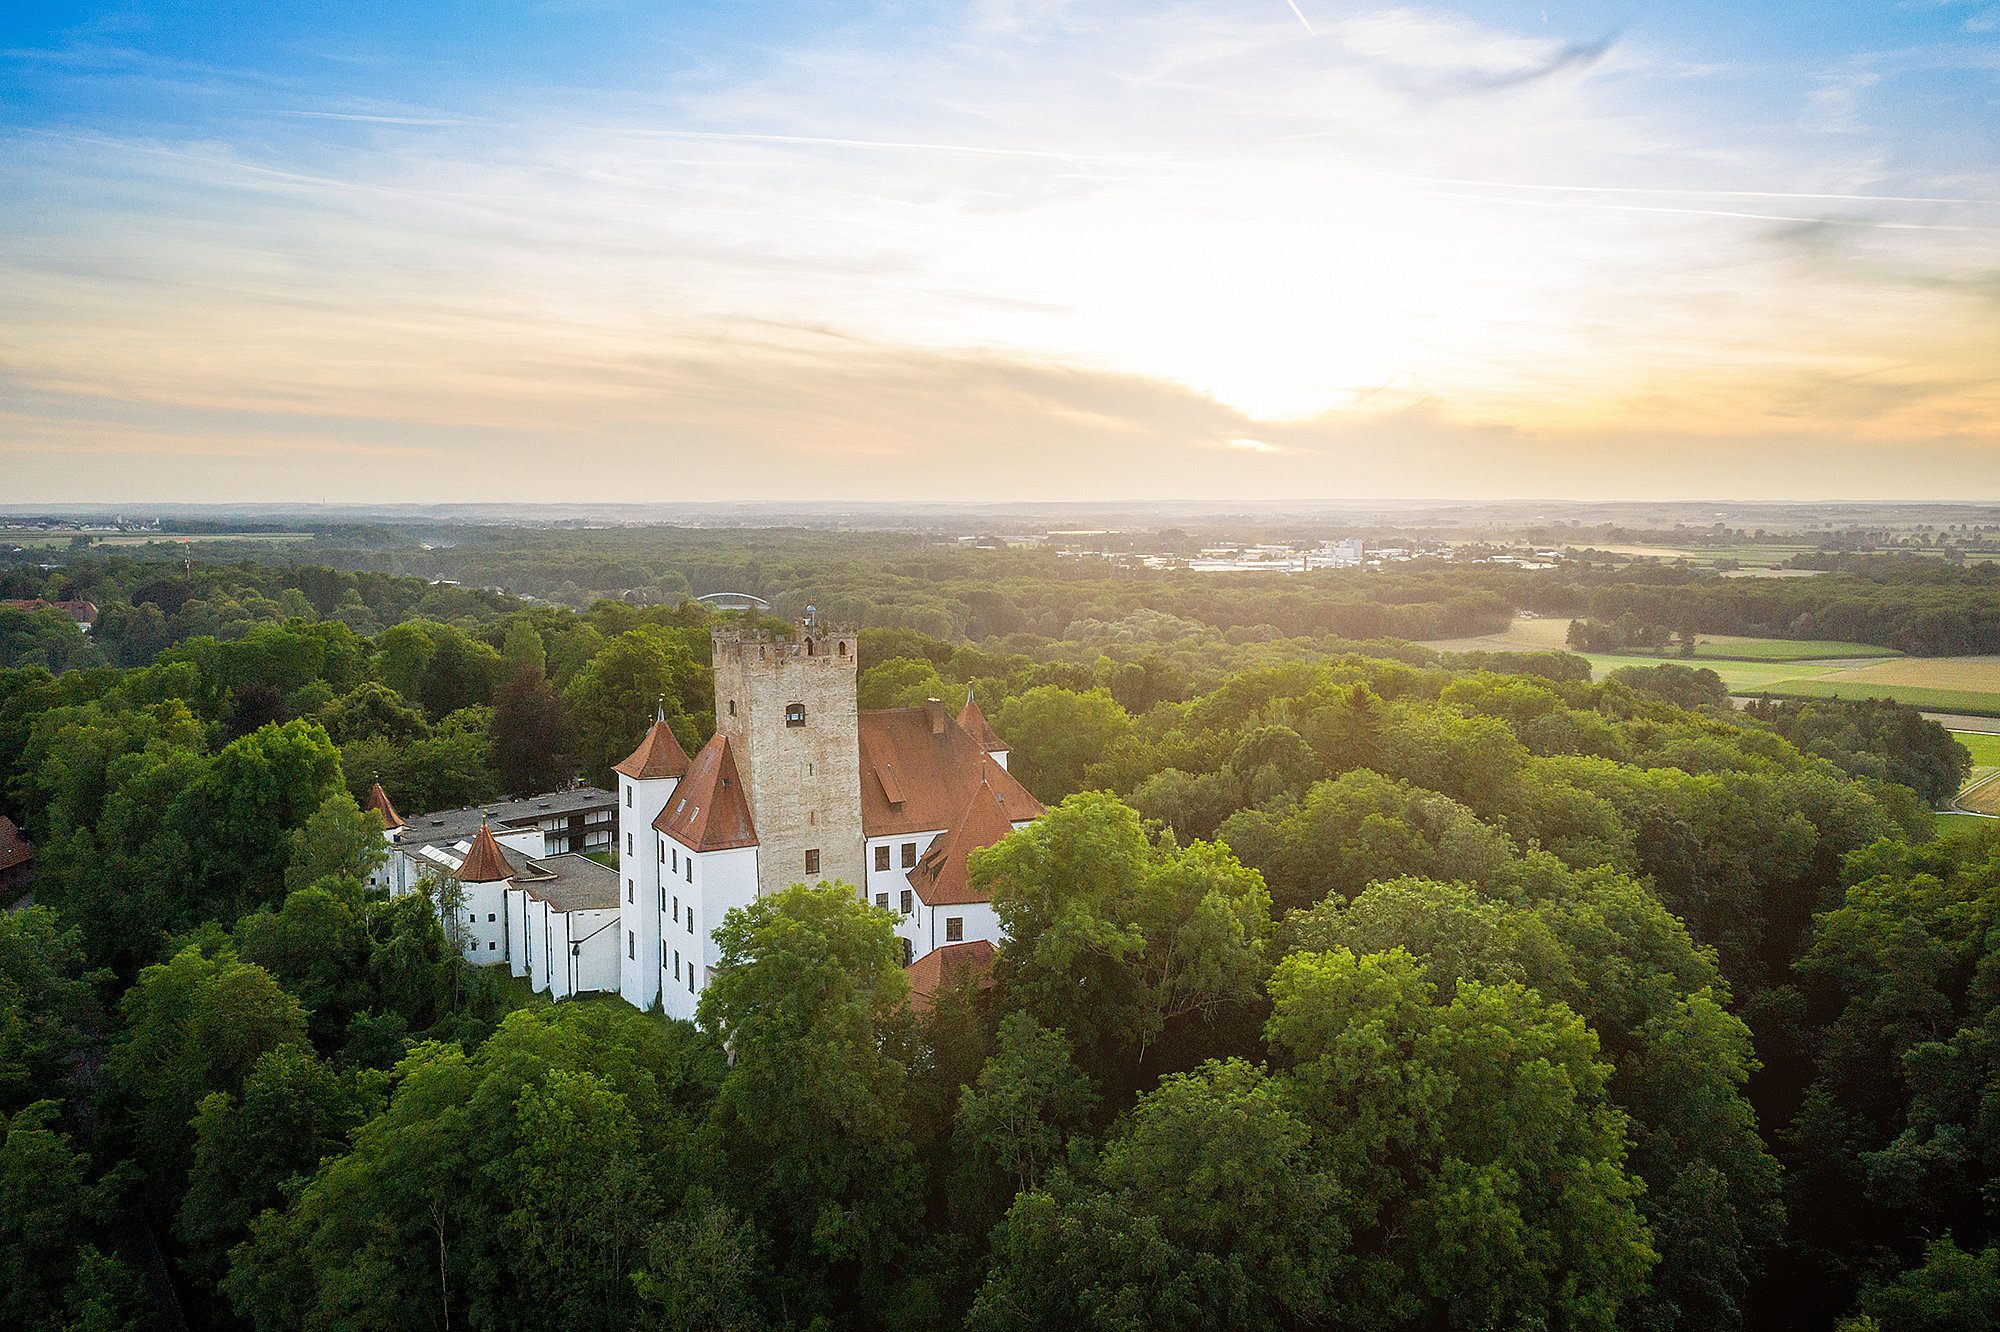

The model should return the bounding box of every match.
[785,702,806,728]
[837,640,847,656]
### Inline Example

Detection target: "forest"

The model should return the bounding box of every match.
[2,542,1997,1331]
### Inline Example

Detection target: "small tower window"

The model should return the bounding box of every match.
[838,640,847,656]
[805,849,820,876]
[728,700,736,717]
[785,703,806,728]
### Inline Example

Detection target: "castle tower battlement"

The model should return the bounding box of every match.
[711,617,864,898]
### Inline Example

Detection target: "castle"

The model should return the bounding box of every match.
[369,617,1042,1016]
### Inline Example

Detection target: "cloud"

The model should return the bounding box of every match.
[2,0,1997,502]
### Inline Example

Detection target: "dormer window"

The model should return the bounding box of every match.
[785,703,806,728]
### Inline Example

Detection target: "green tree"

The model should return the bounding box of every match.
[956,1012,1096,1194]
[979,793,1271,1084]
[176,1045,369,1289]
[564,628,707,786]
[0,905,99,1118]
[0,1102,143,1332]
[283,788,388,896]
[1266,947,1657,1329]
[992,686,1133,802]
[493,662,575,796]
[700,883,918,1317]
[105,943,310,1213]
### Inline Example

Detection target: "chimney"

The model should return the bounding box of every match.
[925,698,948,735]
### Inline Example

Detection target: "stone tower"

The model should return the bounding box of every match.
[711,615,865,899]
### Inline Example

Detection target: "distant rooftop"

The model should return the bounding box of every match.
[514,853,619,912]
[395,787,615,849]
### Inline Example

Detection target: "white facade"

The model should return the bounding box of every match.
[652,837,758,1022]
[617,768,681,1011]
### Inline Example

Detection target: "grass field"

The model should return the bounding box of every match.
[1954,731,2000,770]
[1739,657,2000,717]
[1424,617,1893,664]
[1934,811,1997,837]
[1689,639,1899,662]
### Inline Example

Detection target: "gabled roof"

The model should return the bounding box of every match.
[0,816,32,874]
[858,705,1042,837]
[613,713,691,781]
[654,733,758,852]
[364,783,404,830]
[905,939,998,1011]
[455,824,516,883]
[906,776,1025,907]
[957,688,1008,754]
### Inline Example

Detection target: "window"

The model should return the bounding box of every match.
[875,845,890,872]
[627,879,633,903]
[876,892,889,909]
[468,912,476,924]
[658,840,664,862]
[672,846,678,871]
[808,810,817,826]
[685,859,693,883]
[805,849,820,876]
[900,889,912,915]
[838,640,847,657]
[626,786,632,807]
[627,832,633,855]
[628,931,635,960]
[901,842,917,868]
[489,942,496,951]
[946,917,964,942]
[900,938,913,966]
[488,913,496,922]
[728,699,736,717]
[785,703,806,727]
[674,950,680,981]
[673,895,678,922]
[660,942,666,969]
[689,968,695,994]
[687,909,693,935]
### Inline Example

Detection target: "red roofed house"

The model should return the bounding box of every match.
[906,939,998,1011]
[0,599,98,632]
[0,816,34,899]
[614,617,1040,1022]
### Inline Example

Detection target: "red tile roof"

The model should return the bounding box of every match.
[654,733,758,852]
[613,714,692,781]
[858,706,1041,837]
[906,774,1025,907]
[0,816,32,874]
[956,688,1008,754]
[455,825,516,883]
[364,783,404,830]
[905,939,997,1011]
[1,598,96,626]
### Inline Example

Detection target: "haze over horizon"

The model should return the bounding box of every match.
[4,0,1998,504]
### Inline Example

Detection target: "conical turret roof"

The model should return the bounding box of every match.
[957,687,1007,754]
[613,709,692,781]
[455,824,516,883]
[364,782,405,830]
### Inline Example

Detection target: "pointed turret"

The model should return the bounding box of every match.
[364,782,404,830]
[455,824,516,883]
[957,687,1009,768]
[614,707,692,781]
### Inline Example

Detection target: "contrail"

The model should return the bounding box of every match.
[1284,0,1316,36]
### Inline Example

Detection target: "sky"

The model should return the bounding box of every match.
[2,0,1998,504]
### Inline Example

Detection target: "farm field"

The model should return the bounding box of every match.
[1742,657,2000,718]
[1423,617,1893,662]
[1934,811,1996,837]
